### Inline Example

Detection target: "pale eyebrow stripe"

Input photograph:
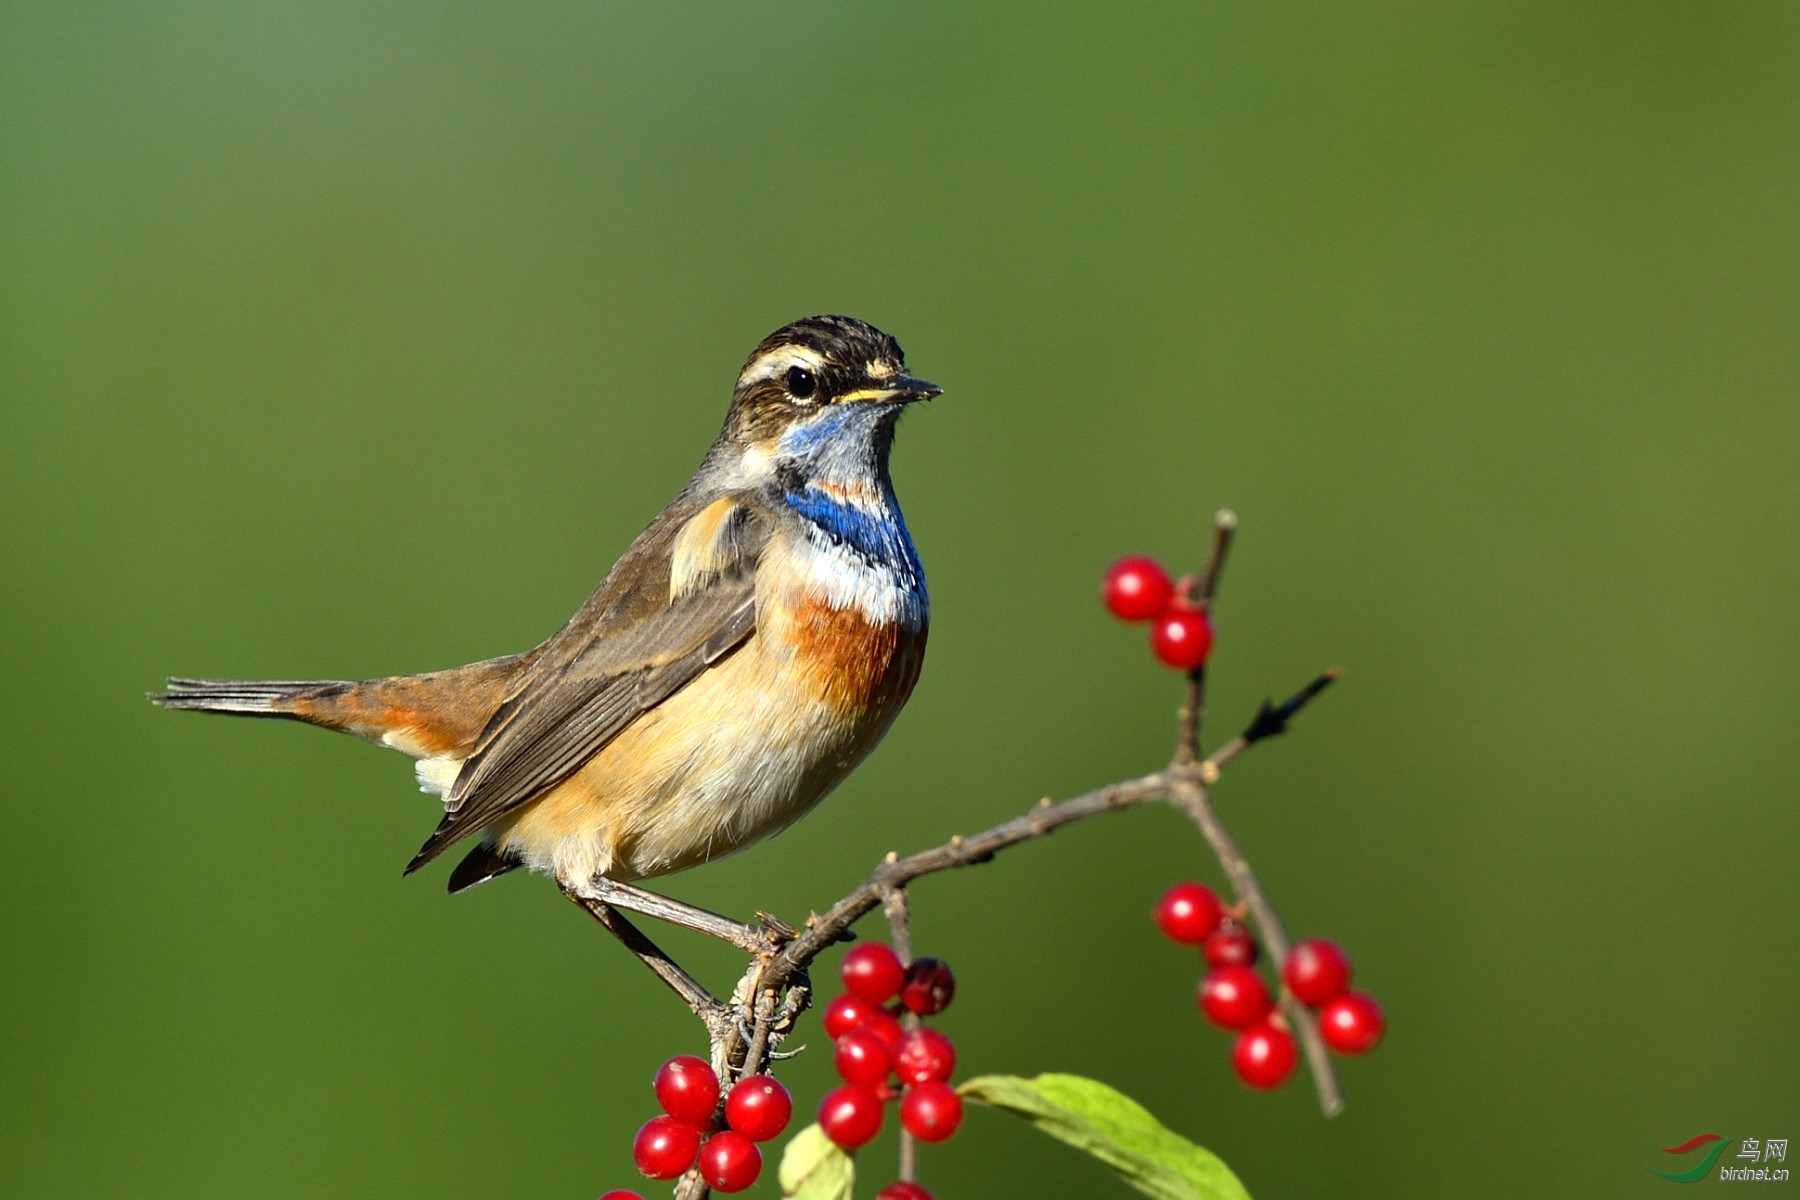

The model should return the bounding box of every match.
[738,346,827,387]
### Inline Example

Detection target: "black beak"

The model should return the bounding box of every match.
[891,374,942,402]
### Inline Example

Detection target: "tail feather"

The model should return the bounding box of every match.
[151,678,355,718]
[150,651,541,759]
[153,653,547,887]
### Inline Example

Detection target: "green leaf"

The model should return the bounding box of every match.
[777,1123,854,1200]
[959,1074,1252,1200]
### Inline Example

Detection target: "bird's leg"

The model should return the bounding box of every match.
[561,885,734,1039]
[571,876,785,955]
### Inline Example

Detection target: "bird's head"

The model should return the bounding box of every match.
[719,316,940,484]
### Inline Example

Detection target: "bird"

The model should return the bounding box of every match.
[154,315,937,926]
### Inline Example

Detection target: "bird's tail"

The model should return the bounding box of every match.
[151,652,538,758]
[152,677,350,717]
[151,673,475,757]
[151,677,372,730]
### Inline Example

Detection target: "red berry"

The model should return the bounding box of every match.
[724,1075,792,1142]
[857,1010,906,1057]
[876,1184,935,1200]
[1150,603,1215,670]
[1198,965,1273,1030]
[1203,921,1258,967]
[1232,1021,1297,1089]
[841,943,907,1004]
[894,1028,957,1085]
[697,1131,761,1193]
[1318,990,1385,1054]
[818,1084,885,1149]
[823,993,882,1040]
[653,1055,720,1125]
[899,957,956,1015]
[1283,939,1353,1006]
[834,1028,893,1087]
[899,1081,963,1143]
[632,1115,701,1180]
[598,1193,646,1200]
[1103,555,1175,622]
[1154,882,1223,944]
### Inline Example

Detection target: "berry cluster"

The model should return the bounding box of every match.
[1102,556,1215,670]
[615,1055,793,1194]
[1155,882,1385,1090]
[819,943,962,1200]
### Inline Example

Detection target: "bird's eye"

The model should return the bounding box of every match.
[784,366,818,400]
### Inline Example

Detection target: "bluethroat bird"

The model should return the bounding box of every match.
[155,315,937,948]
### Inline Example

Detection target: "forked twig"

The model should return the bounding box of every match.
[598,509,1348,1196]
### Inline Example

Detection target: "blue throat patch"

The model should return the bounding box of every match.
[784,484,925,588]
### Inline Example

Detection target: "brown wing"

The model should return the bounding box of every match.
[403,494,772,873]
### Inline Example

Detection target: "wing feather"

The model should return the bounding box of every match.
[404,496,770,873]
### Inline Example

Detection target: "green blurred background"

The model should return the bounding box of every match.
[3,3,1797,1197]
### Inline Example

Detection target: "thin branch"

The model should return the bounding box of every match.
[1196,508,1238,608]
[630,665,1341,1200]
[742,984,781,1087]
[1176,509,1238,764]
[897,1088,920,1184]
[880,880,914,964]
[773,773,1172,979]
[1196,669,1341,785]
[775,664,1329,982]
[771,661,1338,987]
[1176,666,1208,769]
[1166,666,1344,1117]
[1168,774,1343,1118]
[670,667,1343,1154]
[881,885,920,1184]
[1167,515,1341,1114]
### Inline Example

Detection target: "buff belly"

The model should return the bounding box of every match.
[488,599,924,885]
